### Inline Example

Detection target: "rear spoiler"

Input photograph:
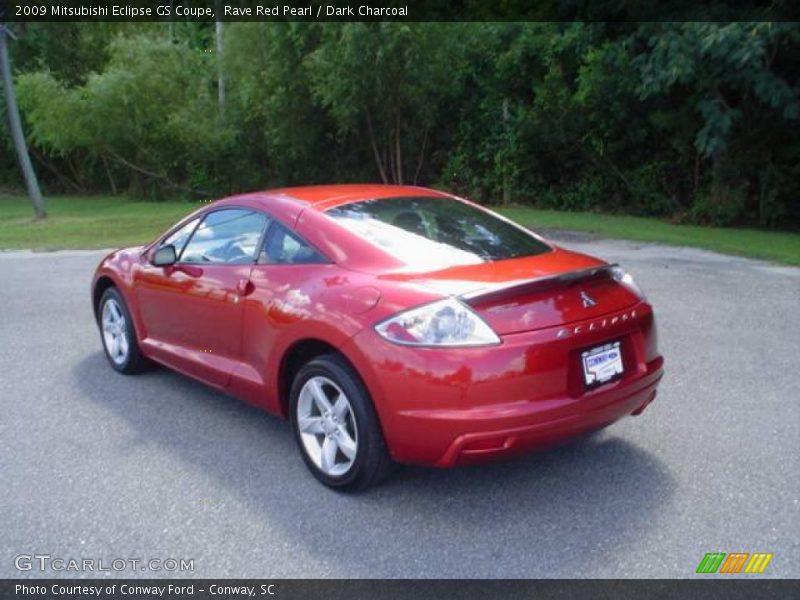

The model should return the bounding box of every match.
[460,263,618,305]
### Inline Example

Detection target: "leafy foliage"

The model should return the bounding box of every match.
[3,22,799,227]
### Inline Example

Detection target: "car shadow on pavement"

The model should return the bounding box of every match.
[74,352,675,578]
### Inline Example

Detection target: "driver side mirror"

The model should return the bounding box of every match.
[152,244,177,266]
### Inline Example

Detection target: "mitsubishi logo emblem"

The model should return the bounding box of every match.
[580,291,597,308]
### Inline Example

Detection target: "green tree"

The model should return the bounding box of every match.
[16,33,232,197]
[224,23,335,186]
[7,22,800,228]
[636,22,800,224]
[306,23,467,184]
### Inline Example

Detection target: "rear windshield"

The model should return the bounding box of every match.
[326,196,550,266]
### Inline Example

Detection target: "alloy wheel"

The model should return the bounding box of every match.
[296,376,359,477]
[102,298,129,365]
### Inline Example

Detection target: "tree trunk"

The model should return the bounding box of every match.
[502,98,511,205]
[102,154,118,195]
[394,115,403,185]
[413,127,428,185]
[0,26,46,219]
[169,1,176,41]
[214,4,225,115]
[387,125,397,183]
[711,148,726,207]
[29,147,83,193]
[365,109,388,183]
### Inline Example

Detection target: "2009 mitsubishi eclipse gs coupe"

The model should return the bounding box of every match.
[92,184,664,490]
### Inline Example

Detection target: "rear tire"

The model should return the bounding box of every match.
[289,354,394,491]
[98,287,150,374]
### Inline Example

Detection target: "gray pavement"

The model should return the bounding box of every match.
[0,239,798,578]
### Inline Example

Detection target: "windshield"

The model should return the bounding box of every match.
[326,196,550,268]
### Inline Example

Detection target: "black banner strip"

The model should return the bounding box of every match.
[3,0,800,23]
[2,579,800,600]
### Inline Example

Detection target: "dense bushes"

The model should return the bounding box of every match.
[3,22,799,227]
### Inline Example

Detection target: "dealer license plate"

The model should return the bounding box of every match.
[581,341,623,386]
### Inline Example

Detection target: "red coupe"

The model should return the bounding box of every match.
[92,185,664,489]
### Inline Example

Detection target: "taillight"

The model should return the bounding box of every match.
[374,297,501,347]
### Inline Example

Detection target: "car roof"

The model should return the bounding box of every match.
[260,184,452,211]
[211,184,452,224]
[147,184,460,263]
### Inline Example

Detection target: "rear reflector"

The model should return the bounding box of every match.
[462,436,513,454]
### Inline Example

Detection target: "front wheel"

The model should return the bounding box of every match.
[98,287,150,374]
[289,355,394,491]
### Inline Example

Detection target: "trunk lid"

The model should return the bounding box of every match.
[380,247,640,335]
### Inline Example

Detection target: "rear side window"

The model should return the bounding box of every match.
[180,209,268,264]
[259,222,328,265]
[326,196,550,264]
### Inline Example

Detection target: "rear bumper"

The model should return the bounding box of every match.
[341,301,663,467]
[430,360,661,466]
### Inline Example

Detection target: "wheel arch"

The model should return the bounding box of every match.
[277,338,366,419]
[92,275,117,321]
[92,273,145,344]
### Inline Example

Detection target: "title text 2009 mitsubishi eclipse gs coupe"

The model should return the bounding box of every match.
[92,185,664,490]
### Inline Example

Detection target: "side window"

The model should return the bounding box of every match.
[181,209,268,264]
[161,217,200,258]
[259,222,328,265]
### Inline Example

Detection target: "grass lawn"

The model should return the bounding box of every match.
[501,208,800,266]
[500,207,800,266]
[1,194,798,266]
[0,195,198,251]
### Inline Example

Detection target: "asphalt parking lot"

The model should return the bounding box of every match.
[1,237,798,578]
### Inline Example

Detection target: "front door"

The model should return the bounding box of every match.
[135,208,269,387]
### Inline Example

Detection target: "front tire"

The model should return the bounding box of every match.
[290,354,394,491]
[98,287,150,374]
